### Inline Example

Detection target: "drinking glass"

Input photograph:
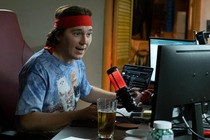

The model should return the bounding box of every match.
[97,98,118,139]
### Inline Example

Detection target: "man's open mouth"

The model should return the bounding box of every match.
[76,47,86,51]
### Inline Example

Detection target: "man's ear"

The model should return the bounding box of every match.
[55,31,63,41]
[56,34,61,41]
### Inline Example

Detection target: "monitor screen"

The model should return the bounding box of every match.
[149,37,197,82]
[151,44,210,138]
[121,64,153,91]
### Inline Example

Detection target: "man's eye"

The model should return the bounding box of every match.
[86,32,93,37]
[73,32,81,36]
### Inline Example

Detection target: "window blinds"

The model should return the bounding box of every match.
[113,0,133,70]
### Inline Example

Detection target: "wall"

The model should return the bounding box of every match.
[200,0,210,31]
[0,0,105,87]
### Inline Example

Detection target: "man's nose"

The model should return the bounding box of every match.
[80,35,88,45]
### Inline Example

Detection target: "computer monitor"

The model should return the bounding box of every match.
[151,44,210,139]
[149,37,197,82]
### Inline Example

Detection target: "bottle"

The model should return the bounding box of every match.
[148,120,174,140]
[107,66,137,112]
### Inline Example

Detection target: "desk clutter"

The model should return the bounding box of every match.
[116,107,210,139]
[61,91,210,140]
[53,110,210,140]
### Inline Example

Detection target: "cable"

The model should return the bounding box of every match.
[203,114,210,126]
[182,116,206,140]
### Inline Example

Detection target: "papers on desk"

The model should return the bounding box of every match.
[61,137,91,140]
[116,108,132,117]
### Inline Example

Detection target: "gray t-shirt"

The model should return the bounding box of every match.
[16,49,92,115]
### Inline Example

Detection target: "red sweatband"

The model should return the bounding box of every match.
[54,15,92,29]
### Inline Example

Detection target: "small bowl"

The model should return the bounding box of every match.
[125,129,150,138]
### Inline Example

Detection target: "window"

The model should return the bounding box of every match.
[102,0,133,90]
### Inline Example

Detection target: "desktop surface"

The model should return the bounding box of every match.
[52,119,150,140]
[52,121,202,140]
[51,112,210,140]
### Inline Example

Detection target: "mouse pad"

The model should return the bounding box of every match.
[115,122,139,129]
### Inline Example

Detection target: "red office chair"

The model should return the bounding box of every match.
[0,9,34,138]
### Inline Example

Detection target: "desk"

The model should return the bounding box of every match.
[52,126,125,140]
[52,122,194,140]
[52,124,150,140]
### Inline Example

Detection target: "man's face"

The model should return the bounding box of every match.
[57,26,93,62]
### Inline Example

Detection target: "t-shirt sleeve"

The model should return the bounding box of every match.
[16,64,47,115]
[78,60,92,98]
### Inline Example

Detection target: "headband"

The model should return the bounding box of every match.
[54,15,92,29]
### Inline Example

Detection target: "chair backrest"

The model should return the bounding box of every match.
[0,9,34,131]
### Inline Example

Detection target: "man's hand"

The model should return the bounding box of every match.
[130,87,154,105]
[77,104,97,121]
[139,89,154,105]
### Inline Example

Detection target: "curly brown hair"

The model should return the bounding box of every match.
[45,5,92,48]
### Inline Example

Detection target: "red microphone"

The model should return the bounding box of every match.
[107,66,137,112]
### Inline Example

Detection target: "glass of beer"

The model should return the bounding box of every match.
[97,98,118,139]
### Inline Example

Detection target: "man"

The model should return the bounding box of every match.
[15,5,152,136]
[16,5,116,133]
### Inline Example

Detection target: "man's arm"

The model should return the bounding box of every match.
[18,104,97,131]
[82,86,116,103]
